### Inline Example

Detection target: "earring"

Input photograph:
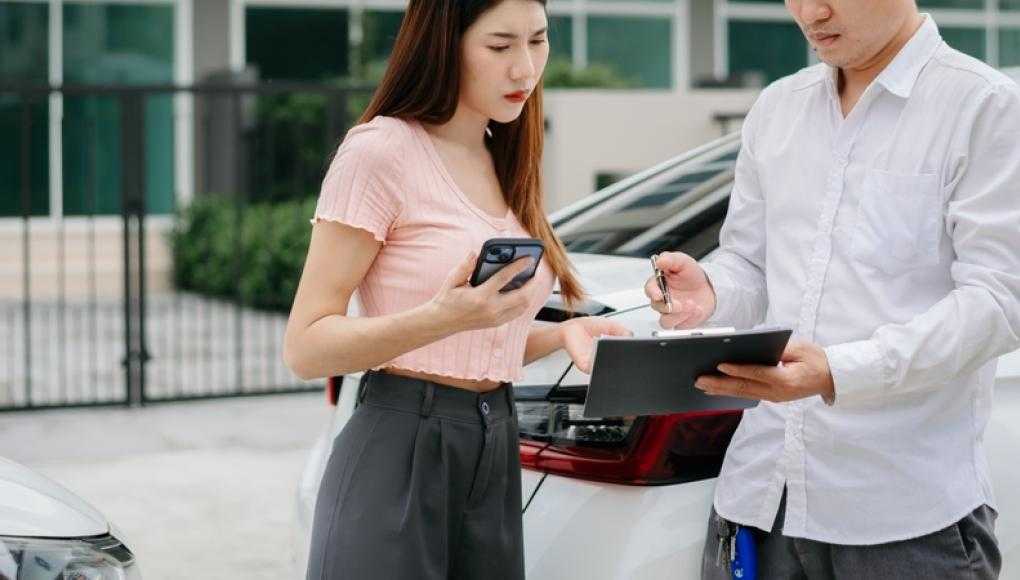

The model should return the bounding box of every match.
[485,126,493,138]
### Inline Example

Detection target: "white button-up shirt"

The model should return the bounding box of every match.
[701,16,1020,544]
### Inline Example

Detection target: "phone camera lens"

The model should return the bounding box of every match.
[485,245,515,263]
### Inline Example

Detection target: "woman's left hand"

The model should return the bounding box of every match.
[560,318,633,374]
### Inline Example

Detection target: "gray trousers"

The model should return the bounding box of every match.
[306,371,525,580]
[702,491,1000,580]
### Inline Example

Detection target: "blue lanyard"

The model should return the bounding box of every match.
[731,525,758,580]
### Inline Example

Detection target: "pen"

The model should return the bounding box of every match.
[650,254,672,314]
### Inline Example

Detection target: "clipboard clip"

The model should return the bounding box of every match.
[652,327,736,338]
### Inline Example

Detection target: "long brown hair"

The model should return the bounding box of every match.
[357,0,583,306]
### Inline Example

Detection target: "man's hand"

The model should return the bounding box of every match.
[695,340,836,404]
[643,251,717,329]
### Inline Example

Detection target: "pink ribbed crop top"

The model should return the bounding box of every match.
[311,116,556,382]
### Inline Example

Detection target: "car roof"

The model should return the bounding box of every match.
[552,133,740,260]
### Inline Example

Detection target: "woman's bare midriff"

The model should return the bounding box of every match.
[382,367,504,392]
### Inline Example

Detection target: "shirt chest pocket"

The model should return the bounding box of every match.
[851,169,942,275]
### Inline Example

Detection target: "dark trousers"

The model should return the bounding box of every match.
[701,490,1000,580]
[306,370,525,580]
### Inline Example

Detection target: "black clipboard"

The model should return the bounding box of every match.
[582,327,793,418]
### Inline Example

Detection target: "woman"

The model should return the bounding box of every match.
[283,1,630,578]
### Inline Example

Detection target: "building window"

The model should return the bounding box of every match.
[728,20,806,84]
[918,0,984,7]
[1001,29,1020,67]
[1,1,48,82]
[360,10,403,80]
[62,2,175,217]
[587,15,672,88]
[548,14,573,63]
[941,27,986,61]
[245,7,349,81]
[1,1,49,218]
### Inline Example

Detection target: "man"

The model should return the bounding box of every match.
[644,1,1020,578]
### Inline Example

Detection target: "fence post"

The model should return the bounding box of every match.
[19,98,34,408]
[120,93,149,406]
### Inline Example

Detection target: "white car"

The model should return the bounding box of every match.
[0,457,142,579]
[294,134,1020,578]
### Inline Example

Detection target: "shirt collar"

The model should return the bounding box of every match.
[872,15,942,98]
[791,14,942,98]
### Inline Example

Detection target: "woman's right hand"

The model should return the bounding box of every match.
[429,251,536,333]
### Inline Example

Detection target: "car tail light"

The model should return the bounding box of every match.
[326,376,341,406]
[516,389,742,485]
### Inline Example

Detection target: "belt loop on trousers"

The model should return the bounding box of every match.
[503,383,515,418]
[357,372,371,406]
[420,382,436,417]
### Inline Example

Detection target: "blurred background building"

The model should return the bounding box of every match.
[4,0,1017,222]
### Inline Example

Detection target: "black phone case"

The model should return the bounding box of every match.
[469,238,545,292]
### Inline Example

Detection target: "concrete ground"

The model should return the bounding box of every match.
[0,392,331,579]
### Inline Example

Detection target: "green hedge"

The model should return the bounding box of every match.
[169,195,315,312]
[543,58,636,89]
[251,88,374,204]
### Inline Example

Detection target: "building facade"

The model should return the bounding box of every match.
[3,0,1019,220]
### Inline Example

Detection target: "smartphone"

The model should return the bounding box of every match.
[469,238,545,292]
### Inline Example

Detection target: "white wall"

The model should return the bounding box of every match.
[0,218,174,300]
[541,88,759,211]
[194,0,232,81]
[689,0,717,85]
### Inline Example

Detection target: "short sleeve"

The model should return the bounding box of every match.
[310,118,406,243]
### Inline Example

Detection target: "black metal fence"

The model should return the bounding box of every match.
[1,82,374,411]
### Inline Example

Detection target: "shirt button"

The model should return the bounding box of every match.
[480,401,490,415]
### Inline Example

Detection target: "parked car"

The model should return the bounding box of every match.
[0,456,142,579]
[292,133,1020,578]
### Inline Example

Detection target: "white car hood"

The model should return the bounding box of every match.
[568,253,651,311]
[0,457,109,538]
[567,252,644,305]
